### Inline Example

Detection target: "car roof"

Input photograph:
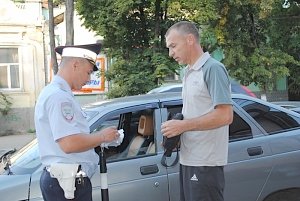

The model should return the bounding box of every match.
[147,81,257,97]
[271,101,300,109]
[147,84,182,94]
[83,93,300,120]
[83,92,182,112]
[83,92,255,112]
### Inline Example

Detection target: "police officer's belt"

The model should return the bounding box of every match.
[45,163,87,199]
[45,164,87,178]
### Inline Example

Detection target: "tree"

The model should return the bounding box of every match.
[47,0,75,75]
[76,0,181,98]
[198,0,300,96]
[76,0,300,98]
[65,0,74,45]
[48,0,58,75]
[266,1,300,98]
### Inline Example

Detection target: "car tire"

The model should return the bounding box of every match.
[263,188,300,201]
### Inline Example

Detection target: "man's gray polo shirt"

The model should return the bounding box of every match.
[180,52,232,167]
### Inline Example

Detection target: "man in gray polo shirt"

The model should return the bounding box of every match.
[161,21,233,201]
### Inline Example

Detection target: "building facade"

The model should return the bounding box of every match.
[0,0,107,135]
[0,0,45,135]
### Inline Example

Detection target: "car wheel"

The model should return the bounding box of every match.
[263,188,300,201]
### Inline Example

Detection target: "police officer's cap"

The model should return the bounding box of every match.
[55,43,102,71]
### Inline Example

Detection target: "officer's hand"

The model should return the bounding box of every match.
[100,126,119,143]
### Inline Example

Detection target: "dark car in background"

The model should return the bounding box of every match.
[1,93,300,201]
[147,80,257,97]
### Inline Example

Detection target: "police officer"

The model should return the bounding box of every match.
[34,43,119,201]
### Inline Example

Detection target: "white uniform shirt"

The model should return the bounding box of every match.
[34,75,98,178]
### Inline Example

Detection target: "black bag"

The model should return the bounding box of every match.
[161,113,183,167]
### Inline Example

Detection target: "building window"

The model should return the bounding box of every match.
[0,48,20,89]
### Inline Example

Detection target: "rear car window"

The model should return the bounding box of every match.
[233,98,300,134]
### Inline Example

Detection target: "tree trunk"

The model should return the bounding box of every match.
[154,0,161,50]
[65,0,74,45]
[48,0,58,75]
[261,85,267,101]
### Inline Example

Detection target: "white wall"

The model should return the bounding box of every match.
[0,0,45,134]
[55,8,103,45]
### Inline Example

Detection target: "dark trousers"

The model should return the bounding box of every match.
[40,169,92,201]
[180,165,225,201]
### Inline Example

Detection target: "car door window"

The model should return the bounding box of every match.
[233,98,300,134]
[164,104,253,142]
[91,108,155,161]
[229,112,252,141]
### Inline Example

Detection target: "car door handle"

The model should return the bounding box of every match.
[247,146,263,156]
[140,164,159,175]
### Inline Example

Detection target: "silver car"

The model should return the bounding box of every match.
[1,93,300,201]
[272,101,300,114]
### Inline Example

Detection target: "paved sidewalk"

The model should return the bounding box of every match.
[0,133,35,151]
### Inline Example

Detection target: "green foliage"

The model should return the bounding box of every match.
[76,0,182,98]
[104,49,178,98]
[27,128,36,133]
[0,92,12,116]
[167,0,219,24]
[227,46,293,91]
[76,0,300,97]
[53,0,65,6]
[265,1,300,94]
[213,0,300,93]
[105,53,156,97]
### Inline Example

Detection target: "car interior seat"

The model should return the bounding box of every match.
[146,142,155,154]
[127,114,154,157]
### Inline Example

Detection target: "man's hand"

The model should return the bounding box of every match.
[161,120,185,138]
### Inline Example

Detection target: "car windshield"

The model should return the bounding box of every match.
[0,138,40,175]
[0,111,98,175]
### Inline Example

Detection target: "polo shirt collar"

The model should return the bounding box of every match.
[188,52,211,71]
[53,75,73,96]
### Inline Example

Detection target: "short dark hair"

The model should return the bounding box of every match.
[165,21,200,42]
